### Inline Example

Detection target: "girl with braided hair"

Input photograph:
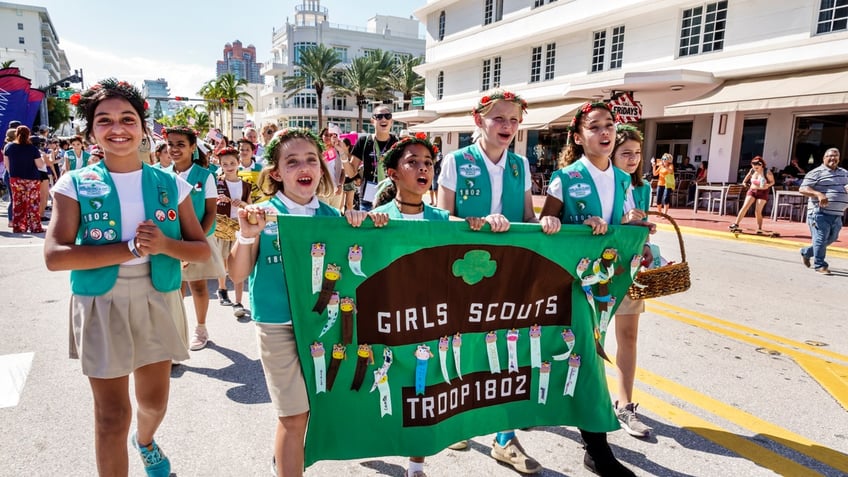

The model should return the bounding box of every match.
[44,78,210,477]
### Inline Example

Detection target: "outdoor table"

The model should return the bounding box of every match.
[771,189,806,222]
[693,184,729,214]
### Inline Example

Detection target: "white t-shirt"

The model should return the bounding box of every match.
[278,191,320,216]
[438,143,532,215]
[547,156,616,223]
[224,179,245,219]
[52,169,192,265]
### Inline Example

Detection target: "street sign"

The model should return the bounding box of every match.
[411,96,424,107]
[57,90,73,100]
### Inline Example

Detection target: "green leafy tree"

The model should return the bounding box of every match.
[1,59,16,69]
[214,73,254,137]
[333,56,381,132]
[198,80,224,129]
[46,97,71,131]
[153,100,164,120]
[281,44,341,131]
[389,56,425,111]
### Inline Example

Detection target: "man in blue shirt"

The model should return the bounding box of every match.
[799,148,848,274]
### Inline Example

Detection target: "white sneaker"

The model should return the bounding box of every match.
[189,327,208,351]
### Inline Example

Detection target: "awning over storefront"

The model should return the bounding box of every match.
[409,100,584,133]
[664,67,848,116]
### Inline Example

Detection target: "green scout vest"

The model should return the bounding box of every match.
[152,163,174,173]
[452,144,526,222]
[552,160,631,225]
[69,162,182,296]
[633,183,651,215]
[181,163,216,237]
[250,196,341,325]
[372,201,450,221]
[66,150,90,171]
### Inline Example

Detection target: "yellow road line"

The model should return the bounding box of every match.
[605,379,825,476]
[646,302,848,410]
[648,301,848,364]
[608,366,848,474]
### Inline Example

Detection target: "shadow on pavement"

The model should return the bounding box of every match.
[170,341,269,405]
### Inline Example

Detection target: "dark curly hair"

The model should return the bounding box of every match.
[164,126,207,167]
[374,133,438,207]
[612,124,645,188]
[72,78,148,142]
[558,101,618,167]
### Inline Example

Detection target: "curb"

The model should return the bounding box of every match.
[657,222,848,260]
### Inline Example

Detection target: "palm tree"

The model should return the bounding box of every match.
[388,56,425,111]
[333,56,381,132]
[365,49,400,103]
[1,59,16,69]
[214,73,254,137]
[281,44,341,131]
[197,80,223,129]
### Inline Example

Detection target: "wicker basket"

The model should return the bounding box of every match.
[628,211,691,300]
[214,214,239,241]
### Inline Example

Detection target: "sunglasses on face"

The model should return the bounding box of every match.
[752,162,763,166]
[373,113,393,120]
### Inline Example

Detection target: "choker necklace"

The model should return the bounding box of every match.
[395,198,424,212]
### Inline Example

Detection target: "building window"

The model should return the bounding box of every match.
[817,0,848,34]
[17,22,23,30]
[438,11,446,41]
[333,46,348,62]
[437,71,444,100]
[610,26,625,69]
[544,43,556,81]
[332,97,347,110]
[18,37,25,45]
[591,31,606,72]
[679,1,727,57]
[492,57,502,88]
[483,0,503,25]
[293,42,317,63]
[533,0,557,7]
[293,92,317,109]
[362,48,376,58]
[481,57,502,91]
[481,59,491,91]
[530,46,542,83]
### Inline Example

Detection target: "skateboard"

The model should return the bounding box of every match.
[730,227,780,238]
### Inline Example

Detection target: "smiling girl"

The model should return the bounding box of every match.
[44,79,209,477]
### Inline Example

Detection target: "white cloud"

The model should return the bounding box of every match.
[61,39,214,98]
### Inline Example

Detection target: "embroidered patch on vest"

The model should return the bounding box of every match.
[78,181,111,198]
[459,163,482,178]
[567,183,592,199]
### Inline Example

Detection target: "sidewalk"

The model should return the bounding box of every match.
[530,194,848,258]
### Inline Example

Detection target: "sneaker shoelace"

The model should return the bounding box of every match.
[139,442,165,465]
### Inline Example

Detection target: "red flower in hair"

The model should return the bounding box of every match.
[143,100,149,110]
[503,92,515,100]
[69,93,81,105]
[480,96,491,105]
[415,132,427,140]
[581,103,594,114]
[90,83,102,91]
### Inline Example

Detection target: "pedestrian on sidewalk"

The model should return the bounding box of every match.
[728,156,775,234]
[44,78,210,477]
[799,148,848,275]
[652,153,674,215]
[541,101,643,477]
[5,125,44,233]
[213,146,251,316]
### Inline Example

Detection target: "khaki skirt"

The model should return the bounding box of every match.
[69,263,190,378]
[182,234,226,281]
[616,295,645,315]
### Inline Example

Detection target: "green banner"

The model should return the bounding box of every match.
[276,217,648,466]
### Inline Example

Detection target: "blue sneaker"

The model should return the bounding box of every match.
[132,431,171,477]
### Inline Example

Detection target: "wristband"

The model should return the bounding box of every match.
[128,237,141,258]
[236,230,257,245]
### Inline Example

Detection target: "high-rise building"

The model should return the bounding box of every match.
[217,40,263,85]
[142,78,175,119]
[410,0,848,184]
[0,2,70,87]
[256,0,424,133]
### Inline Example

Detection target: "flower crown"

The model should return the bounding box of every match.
[473,90,528,115]
[383,132,439,171]
[566,101,623,144]
[70,78,148,116]
[215,146,239,157]
[263,127,325,164]
[163,126,198,140]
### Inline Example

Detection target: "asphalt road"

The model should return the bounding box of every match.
[1,216,846,476]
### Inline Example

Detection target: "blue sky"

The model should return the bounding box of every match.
[19,0,424,96]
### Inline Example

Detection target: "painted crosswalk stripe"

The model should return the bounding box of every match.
[0,352,34,408]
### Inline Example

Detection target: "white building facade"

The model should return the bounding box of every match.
[0,2,70,88]
[256,0,425,134]
[411,0,848,183]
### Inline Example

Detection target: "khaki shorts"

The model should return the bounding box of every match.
[69,263,189,378]
[255,323,309,416]
[616,295,645,315]
[212,235,234,262]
